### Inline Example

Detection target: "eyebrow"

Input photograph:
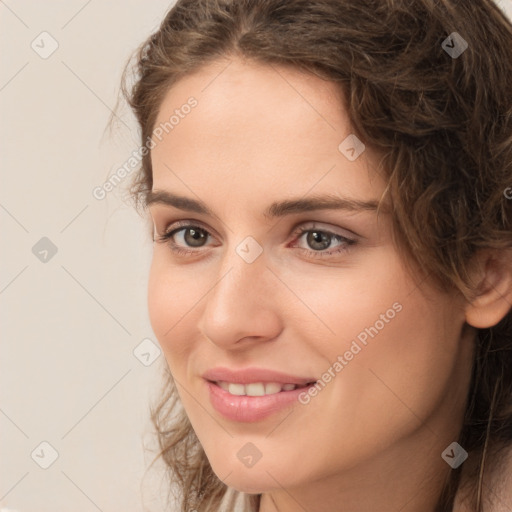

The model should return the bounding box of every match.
[146,190,382,219]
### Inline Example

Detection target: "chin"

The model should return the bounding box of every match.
[210,462,291,494]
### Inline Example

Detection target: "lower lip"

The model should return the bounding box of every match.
[205,380,314,422]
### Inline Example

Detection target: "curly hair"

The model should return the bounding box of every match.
[118,1,512,510]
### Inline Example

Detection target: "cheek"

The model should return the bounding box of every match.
[362,291,466,407]
[287,247,464,425]
[147,255,198,364]
[147,257,170,342]
[281,244,411,357]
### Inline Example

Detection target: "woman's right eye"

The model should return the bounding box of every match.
[155,224,213,255]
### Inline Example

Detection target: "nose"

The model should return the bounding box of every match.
[197,245,282,350]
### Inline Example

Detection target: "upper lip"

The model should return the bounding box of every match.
[202,367,317,386]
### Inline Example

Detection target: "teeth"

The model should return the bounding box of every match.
[246,383,265,396]
[265,382,282,394]
[218,381,229,391]
[218,381,299,396]
[227,383,246,396]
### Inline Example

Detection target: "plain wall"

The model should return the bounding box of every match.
[1,1,177,511]
[1,1,511,511]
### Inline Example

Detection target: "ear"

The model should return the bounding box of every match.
[465,248,512,328]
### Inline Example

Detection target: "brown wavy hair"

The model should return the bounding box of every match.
[118,0,512,510]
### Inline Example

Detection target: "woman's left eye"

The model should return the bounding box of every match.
[155,222,356,259]
[291,226,356,258]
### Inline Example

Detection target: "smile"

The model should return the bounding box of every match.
[205,379,318,422]
[214,381,313,396]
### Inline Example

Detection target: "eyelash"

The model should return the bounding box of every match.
[154,221,357,259]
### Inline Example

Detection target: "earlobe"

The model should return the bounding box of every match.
[465,249,512,329]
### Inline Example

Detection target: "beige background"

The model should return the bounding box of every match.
[1,1,511,511]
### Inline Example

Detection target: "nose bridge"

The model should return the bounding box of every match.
[208,239,267,317]
[198,238,281,346]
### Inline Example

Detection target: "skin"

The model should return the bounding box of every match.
[146,57,511,511]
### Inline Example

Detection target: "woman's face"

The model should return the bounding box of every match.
[147,58,474,501]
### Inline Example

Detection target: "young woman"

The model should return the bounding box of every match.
[119,0,512,510]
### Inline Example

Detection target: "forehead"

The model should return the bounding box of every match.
[150,58,384,208]
[154,58,346,126]
[153,58,349,149]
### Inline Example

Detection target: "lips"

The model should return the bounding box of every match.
[202,367,317,386]
[202,367,318,422]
